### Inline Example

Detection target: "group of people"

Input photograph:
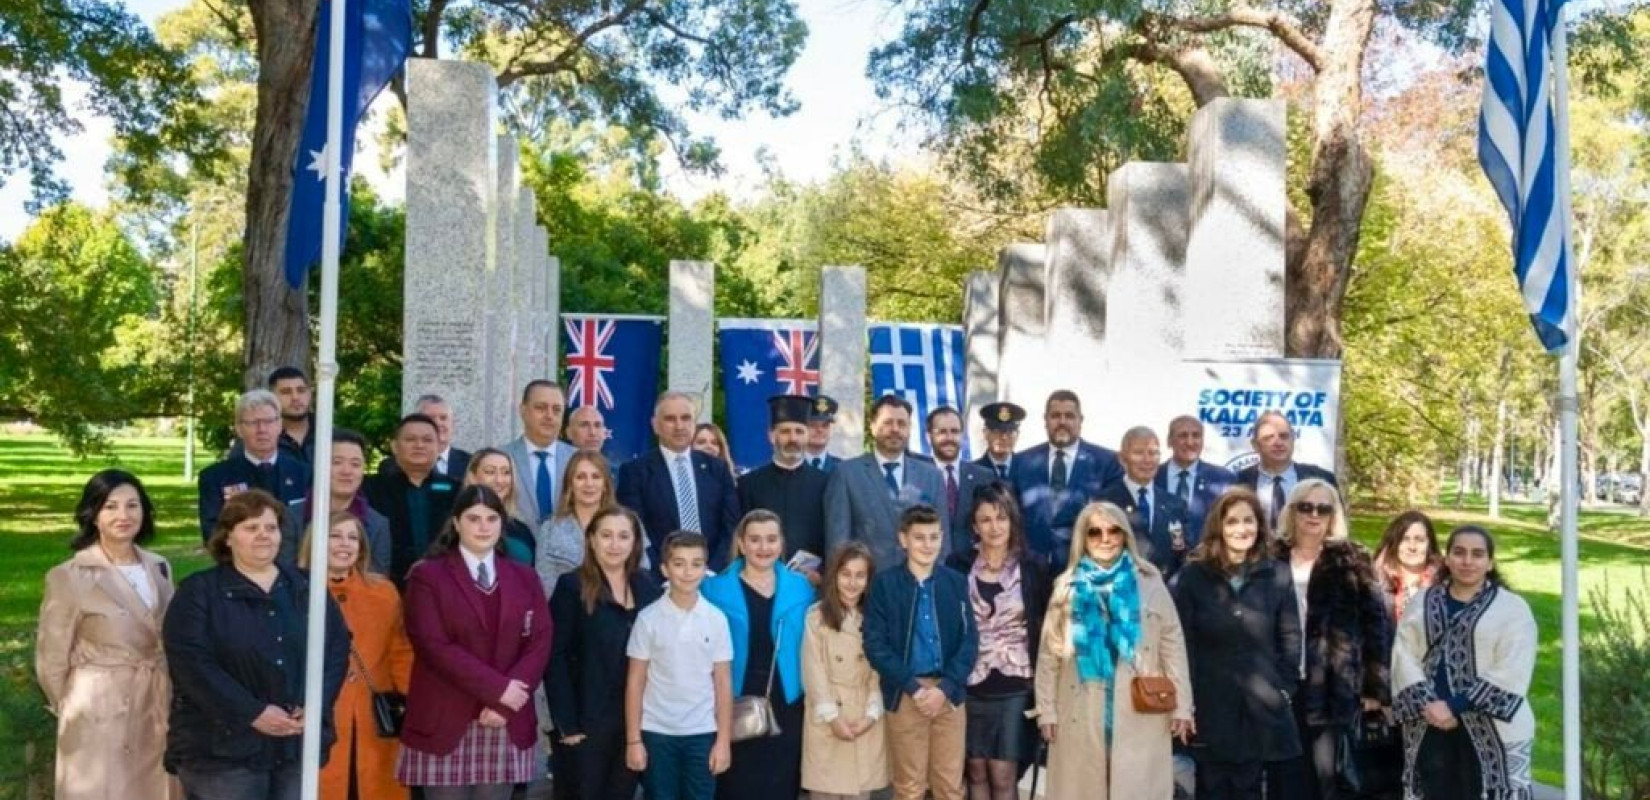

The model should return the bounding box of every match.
[34,368,1539,800]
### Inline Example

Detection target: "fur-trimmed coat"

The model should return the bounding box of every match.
[1275,538,1391,727]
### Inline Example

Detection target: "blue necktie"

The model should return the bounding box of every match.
[1051,450,1068,491]
[1175,469,1191,500]
[995,463,1007,479]
[535,451,554,522]
[673,455,701,533]
[882,462,900,498]
[1137,486,1152,531]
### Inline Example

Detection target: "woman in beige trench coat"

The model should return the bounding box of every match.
[1034,502,1193,800]
[35,470,179,800]
[800,542,889,799]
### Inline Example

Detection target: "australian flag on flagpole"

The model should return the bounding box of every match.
[563,315,664,465]
[719,319,820,473]
[283,0,412,289]
[870,322,967,459]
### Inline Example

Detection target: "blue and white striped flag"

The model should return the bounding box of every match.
[1478,0,1572,352]
[869,323,967,459]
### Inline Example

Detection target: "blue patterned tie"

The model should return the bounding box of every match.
[1138,486,1152,531]
[1051,450,1068,491]
[535,451,554,522]
[882,462,901,498]
[674,455,701,533]
[1175,469,1190,501]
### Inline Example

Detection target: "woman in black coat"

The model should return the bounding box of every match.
[1172,488,1302,800]
[1272,479,1391,800]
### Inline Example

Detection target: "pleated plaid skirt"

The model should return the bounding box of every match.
[396,721,541,786]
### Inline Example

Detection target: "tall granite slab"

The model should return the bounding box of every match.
[995,243,1049,447]
[507,187,539,438]
[403,59,496,453]
[483,136,518,445]
[1182,98,1287,359]
[819,266,868,457]
[1043,208,1113,420]
[962,270,1000,458]
[543,250,561,378]
[668,260,715,420]
[1105,162,1190,370]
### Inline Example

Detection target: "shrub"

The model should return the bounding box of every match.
[1581,574,1650,800]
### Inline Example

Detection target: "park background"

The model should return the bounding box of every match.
[2,0,1649,797]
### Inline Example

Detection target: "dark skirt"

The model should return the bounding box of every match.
[715,694,805,800]
[964,690,1035,763]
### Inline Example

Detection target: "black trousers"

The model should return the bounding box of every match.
[1267,702,1344,800]
[552,718,642,800]
[1414,726,1484,800]
[1196,759,1265,800]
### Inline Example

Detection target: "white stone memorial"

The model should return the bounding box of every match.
[1103,162,1191,413]
[962,269,1000,457]
[1043,208,1113,421]
[819,266,868,457]
[668,260,715,420]
[995,243,1048,447]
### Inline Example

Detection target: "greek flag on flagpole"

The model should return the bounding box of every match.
[1478,0,1572,352]
[869,323,967,459]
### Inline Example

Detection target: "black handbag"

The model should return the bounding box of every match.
[1337,709,1403,797]
[350,646,406,738]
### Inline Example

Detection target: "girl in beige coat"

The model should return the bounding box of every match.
[1035,502,1193,800]
[35,470,179,800]
[800,542,888,799]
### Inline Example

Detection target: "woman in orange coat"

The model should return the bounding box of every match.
[301,509,415,800]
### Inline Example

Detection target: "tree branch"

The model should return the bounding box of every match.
[495,0,648,87]
[960,0,992,64]
[1105,39,1230,106]
[1172,7,1323,71]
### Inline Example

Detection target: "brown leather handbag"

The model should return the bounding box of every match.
[1131,675,1178,714]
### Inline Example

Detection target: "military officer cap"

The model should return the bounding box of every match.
[807,395,839,423]
[980,402,1026,432]
[768,395,815,427]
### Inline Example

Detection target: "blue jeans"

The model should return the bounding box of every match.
[640,731,715,800]
[179,763,301,800]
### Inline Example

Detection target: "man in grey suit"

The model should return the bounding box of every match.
[925,405,997,555]
[502,380,578,524]
[825,394,950,569]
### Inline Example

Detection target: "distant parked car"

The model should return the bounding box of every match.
[1616,475,1642,506]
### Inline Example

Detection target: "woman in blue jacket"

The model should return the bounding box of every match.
[701,509,816,799]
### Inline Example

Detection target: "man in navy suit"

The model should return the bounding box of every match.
[925,406,997,555]
[197,389,311,541]
[802,395,843,472]
[1154,415,1238,540]
[617,391,741,570]
[1235,410,1339,529]
[1009,390,1123,570]
[972,402,1024,480]
[1100,426,1192,577]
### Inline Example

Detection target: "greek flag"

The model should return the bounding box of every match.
[1478,0,1572,352]
[869,323,967,459]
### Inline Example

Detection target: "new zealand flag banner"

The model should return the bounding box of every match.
[870,322,967,459]
[718,319,820,473]
[562,315,663,465]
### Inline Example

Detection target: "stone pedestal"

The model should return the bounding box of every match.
[962,270,1000,457]
[819,266,868,457]
[543,249,561,378]
[1183,98,1287,359]
[1043,208,1113,419]
[668,260,715,420]
[402,59,496,453]
[484,136,518,445]
[995,243,1048,447]
[507,187,538,439]
[1104,162,1191,371]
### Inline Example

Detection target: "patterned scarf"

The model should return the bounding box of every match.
[968,556,1031,685]
[1071,553,1141,684]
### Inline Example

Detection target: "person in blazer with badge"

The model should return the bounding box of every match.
[1234,411,1339,529]
[504,381,580,525]
[1099,427,1194,578]
[365,413,460,586]
[398,485,553,799]
[198,389,311,542]
[925,406,997,556]
[802,395,844,472]
[1008,390,1123,571]
[617,391,742,571]
[824,394,951,571]
[973,403,1024,480]
[1154,415,1238,538]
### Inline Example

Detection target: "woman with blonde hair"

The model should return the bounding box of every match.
[463,448,538,565]
[693,422,738,480]
[537,450,648,597]
[298,511,414,800]
[1034,502,1192,799]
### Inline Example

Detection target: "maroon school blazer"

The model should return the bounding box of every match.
[400,550,552,755]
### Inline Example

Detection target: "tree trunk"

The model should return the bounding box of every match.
[1489,397,1506,518]
[1284,0,1376,358]
[1639,432,1649,518]
[241,0,320,389]
[1546,418,1562,531]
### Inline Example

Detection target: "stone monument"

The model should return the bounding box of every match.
[995,243,1049,447]
[819,266,868,457]
[668,260,715,420]
[962,270,1000,457]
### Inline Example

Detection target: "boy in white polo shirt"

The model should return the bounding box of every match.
[625,530,734,800]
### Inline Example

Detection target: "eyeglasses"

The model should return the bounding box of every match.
[238,416,281,429]
[1293,501,1336,518]
[1086,526,1125,539]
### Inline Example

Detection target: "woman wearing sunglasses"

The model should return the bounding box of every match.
[1270,478,1391,800]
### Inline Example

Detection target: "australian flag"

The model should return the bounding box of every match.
[719,319,820,473]
[870,323,967,458]
[282,0,412,288]
[563,315,664,465]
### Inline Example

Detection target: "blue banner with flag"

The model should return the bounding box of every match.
[283,0,413,288]
[562,315,664,466]
[870,322,967,459]
[718,319,820,473]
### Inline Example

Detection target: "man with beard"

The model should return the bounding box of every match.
[1008,389,1122,570]
[736,395,829,582]
[924,406,997,554]
[267,366,315,464]
[824,394,950,568]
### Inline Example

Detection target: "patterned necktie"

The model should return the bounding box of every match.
[945,465,958,517]
[882,462,901,498]
[1051,450,1068,491]
[1138,486,1152,530]
[535,451,554,522]
[1271,475,1286,525]
[1176,469,1191,501]
[476,561,493,591]
[674,455,702,533]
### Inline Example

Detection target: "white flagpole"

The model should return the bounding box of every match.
[1549,5,1581,800]
[300,0,348,793]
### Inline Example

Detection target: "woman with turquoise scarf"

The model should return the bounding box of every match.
[1034,502,1193,800]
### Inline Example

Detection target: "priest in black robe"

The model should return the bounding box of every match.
[738,394,829,583]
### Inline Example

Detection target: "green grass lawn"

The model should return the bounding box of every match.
[0,433,1644,791]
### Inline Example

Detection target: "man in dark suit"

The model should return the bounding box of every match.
[738,395,829,577]
[374,393,472,479]
[267,366,316,464]
[1009,389,1123,570]
[825,394,950,569]
[1154,415,1239,540]
[197,389,312,542]
[973,402,1024,479]
[926,405,997,555]
[802,395,843,472]
[364,413,460,585]
[1100,426,1192,577]
[617,391,741,570]
[503,381,578,524]
[1234,410,1339,529]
